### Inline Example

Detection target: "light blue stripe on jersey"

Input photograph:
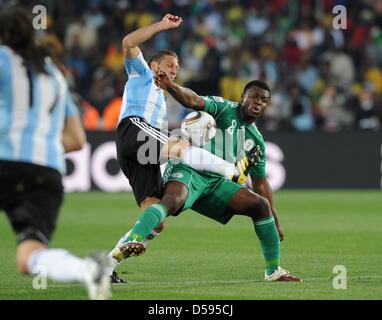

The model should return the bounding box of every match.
[65,91,78,117]
[125,56,148,76]
[46,65,60,170]
[0,48,14,158]
[19,72,41,162]
[125,75,152,110]
[119,53,166,129]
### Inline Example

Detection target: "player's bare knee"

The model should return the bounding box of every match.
[160,195,184,216]
[160,198,179,216]
[252,196,271,219]
[161,182,188,215]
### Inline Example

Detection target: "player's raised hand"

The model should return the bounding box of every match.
[155,68,173,90]
[161,14,183,30]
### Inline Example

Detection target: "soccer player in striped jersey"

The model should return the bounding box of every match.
[109,14,254,282]
[0,7,111,299]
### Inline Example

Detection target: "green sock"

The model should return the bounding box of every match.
[254,216,280,276]
[127,204,167,242]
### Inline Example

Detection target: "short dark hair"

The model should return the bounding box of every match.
[0,7,47,74]
[243,80,271,96]
[148,50,178,66]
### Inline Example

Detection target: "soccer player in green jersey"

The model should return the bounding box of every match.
[112,75,301,281]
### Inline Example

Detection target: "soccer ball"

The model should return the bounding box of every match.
[180,111,217,146]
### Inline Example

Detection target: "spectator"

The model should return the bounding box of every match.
[65,15,98,55]
[285,85,315,132]
[354,88,381,130]
[5,0,379,132]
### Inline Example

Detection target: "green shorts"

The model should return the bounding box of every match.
[163,162,243,224]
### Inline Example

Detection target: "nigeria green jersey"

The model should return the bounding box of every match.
[202,95,266,178]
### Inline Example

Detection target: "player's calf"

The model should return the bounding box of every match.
[16,239,48,274]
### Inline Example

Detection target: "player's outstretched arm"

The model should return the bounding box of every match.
[122,14,182,59]
[251,176,285,241]
[155,71,205,110]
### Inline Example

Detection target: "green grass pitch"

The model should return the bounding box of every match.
[0,191,381,300]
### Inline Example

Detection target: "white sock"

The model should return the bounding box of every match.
[105,258,119,276]
[106,232,130,275]
[182,146,235,178]
[28,248,88,283]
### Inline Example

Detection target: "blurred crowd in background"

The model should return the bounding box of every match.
[2,0,382,132]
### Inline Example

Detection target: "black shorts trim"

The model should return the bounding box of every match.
[129,117,169,144]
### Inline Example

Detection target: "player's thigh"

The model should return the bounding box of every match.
[192,179,244,224]
[227,187,270,218]
[160,181,189,215]
[116,118,164,164]
[164,169,207,216]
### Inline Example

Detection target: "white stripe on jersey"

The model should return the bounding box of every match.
[156,102,167,130]
[32,72,51,164]
[142,84,159,124]
[9,51,29,159]
[40,65,66,170]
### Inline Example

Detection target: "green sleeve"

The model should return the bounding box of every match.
[202,96,229,117]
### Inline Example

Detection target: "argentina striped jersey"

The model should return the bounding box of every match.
[0,45,78,174]
[118,52,167,130]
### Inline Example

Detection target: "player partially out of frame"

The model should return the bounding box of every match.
[0,7,111,299]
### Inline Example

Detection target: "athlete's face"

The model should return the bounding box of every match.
[153,55,179,81]
[240,86,271,120]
